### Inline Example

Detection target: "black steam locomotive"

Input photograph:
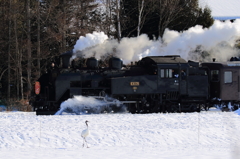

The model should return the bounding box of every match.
[30,51,240,115]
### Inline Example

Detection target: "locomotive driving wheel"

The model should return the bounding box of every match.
[200,104,209,111]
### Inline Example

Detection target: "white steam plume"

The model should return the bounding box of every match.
[72,31,108,59]
[73,20,240,64]
[163,20,240,61]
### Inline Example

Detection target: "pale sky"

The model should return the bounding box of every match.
[199,0,240,20]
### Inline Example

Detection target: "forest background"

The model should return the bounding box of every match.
[0,0,213,108]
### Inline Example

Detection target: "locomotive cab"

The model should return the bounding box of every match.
[111,55,208,113]
[157,56,208,111]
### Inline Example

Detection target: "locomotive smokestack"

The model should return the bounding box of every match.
[212,58,216,62]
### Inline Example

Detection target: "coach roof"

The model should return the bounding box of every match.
[202,61,240,68]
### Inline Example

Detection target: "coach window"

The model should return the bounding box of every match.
[224,71,232,83]
[211,70,219,82]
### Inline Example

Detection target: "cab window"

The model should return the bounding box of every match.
[211,70,219,82]
[160,69,179,78]
[160,69,174,78]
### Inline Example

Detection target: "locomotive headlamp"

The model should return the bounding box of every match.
[35,81,40,95]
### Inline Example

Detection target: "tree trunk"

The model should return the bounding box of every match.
[26,0,32,97]
[19,51,23,100]
[158,0,162,37]
[137,0,144,36]
[106,0,110,36]
[13,10,19,100]
[62,0,66,52]
[8,0,12,100]
[116,0,121,41]
[37,0,41,79]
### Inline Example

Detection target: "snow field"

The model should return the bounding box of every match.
[0,111,240,159]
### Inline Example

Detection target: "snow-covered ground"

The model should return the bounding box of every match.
[0,109,240,159]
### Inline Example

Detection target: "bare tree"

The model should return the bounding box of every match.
[105,0,112,36]
[8,0,12,99]
[137,0,144,36]
[157,0,184,37]
[116,0,121,41]
[26,0,32,95]
[120,0,157,38]
[98,0,114,37]
[12,0,23,100]
[156,0,204,37]
[137,0,156,36]
[37,0,41,79]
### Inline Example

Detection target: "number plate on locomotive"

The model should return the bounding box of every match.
[130,82,139,86]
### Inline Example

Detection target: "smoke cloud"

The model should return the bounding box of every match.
[73,20,240,64]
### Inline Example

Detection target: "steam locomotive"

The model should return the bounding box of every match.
[30,51,240,115]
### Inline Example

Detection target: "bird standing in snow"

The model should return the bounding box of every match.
[81,120,89,148]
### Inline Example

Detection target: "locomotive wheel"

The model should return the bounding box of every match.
[200,104,209,111]
[128,103,137,114]
[152,106,160,113]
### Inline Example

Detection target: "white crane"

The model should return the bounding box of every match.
[81,120,89,148]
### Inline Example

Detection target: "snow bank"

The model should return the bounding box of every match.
[234,108,240,115]
[0,105,6,112]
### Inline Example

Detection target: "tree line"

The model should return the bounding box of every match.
[0,0,213,103]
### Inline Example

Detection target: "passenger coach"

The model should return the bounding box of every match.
[202,60,240,110]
